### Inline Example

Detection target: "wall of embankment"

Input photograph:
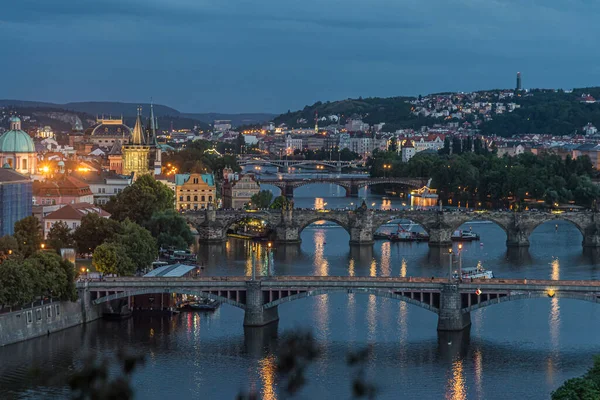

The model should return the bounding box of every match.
[0,298,102,347]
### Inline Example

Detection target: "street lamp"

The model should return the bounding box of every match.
[457,243,463,282]
[383,164,391,178]
[448,248,453,282]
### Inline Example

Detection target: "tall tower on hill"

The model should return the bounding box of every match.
[516,72,522,91]
[314,111,319,134]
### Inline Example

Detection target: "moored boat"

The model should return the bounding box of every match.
[453,263,493,280]
[451,230,480,242]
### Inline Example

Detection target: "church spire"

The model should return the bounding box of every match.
[131,106,146,145]
[149,99,158,145]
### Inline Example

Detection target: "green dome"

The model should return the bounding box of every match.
[0,129,35,153]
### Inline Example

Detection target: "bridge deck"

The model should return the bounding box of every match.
[79,276,600,289]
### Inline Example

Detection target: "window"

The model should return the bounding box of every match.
[208,196,212,202]
[186,204,190,209]
[186,196,190,201]
[194,204,198,210]
[46,306,52,319]
[46,222,50,229]
[26,311,33,324]
[22,159,27,170]
[36,308,42,321]
[193,178,199,184]
[179,196,183,201]
[114,188,119,194]
[193,196,198,201]
[99,188,105,194]
[72,222,77,229]
[201,196,205,202]
[55,304,60,316]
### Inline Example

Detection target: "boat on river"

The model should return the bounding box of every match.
[451,230,480,242]
[179,298,219,311]
[388,223,429,242]
[453,263,494,280]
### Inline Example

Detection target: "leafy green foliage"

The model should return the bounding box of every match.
[74,213,122,254]
[0,235,19,261]
[250,190,273,209]
[370,151,599,207]
[112,220,157,274]
[0,259,34,308]
[93,242,135,276]
[14,216,43,258]
[25,252,77,301]
[47,221,74,253]
[270,196,290,210]
[105,175,174,225]
[147,209,194,249]
[552,377,600,400]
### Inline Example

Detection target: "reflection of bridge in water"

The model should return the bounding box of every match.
[79,276,600,331]
[186,208,600,248]
[256,176,426,198]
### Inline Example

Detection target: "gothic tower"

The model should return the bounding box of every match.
[122,107,152,179]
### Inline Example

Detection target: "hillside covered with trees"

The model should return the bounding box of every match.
[273,87,600,137]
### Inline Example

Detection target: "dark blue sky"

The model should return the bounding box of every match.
[1,0,598,113]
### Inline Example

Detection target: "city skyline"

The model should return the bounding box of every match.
[2,0,599,113]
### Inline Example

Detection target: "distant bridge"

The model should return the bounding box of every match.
[239,159,361,172]
[79,276,600,331]
[185,207,600,248]
[255,176,427,197]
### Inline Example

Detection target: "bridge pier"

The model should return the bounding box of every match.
[427,228,453,247]
[197,205,227,243]
[583,222,600,247]
[506,229,530,247]
[347,184,359,197]
[437,284,471,331]
[244,281,279,327]
[284,184,294,199]
[274,226,301,243]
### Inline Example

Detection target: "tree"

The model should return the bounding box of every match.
[105,175,174,225]
[147,210,194,250]
[250,190,274,209]
[25,252,77,301]
[270,196,290,210]
[74,213,122,254]
[552,377,600,400]
[0,259,34,308]
[14,216,43,258]
[93,242,135,276]
[47,221,74,253]
[111,220,157,273]
[0,235,18,262]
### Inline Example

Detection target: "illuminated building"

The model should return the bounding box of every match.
[122,105,161,179]
[0,117,38,175]
[85,116,131,147]
[222,174,260,209]
[410,182,439,208]
[401,140,415,162]
[37,125,54,139]
[175,173,216,210]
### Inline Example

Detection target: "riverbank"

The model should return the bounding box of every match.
[0,298,101,347]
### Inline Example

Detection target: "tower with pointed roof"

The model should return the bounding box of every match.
[146,101,162,175]
[122,107,153,179]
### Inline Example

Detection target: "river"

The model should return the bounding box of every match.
[1,182,600,399]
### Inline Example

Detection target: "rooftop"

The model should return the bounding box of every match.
[144,263,197,277]
[45,202,110,221]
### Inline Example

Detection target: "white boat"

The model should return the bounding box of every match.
[453,263,494,280]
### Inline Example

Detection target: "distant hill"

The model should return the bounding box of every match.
[273,87,600,136]
[0,100,275,129]
[182,113,277,127]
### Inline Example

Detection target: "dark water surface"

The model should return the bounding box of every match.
[1,183,600,400]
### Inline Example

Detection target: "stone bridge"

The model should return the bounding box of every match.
[257,177,427,197]
[78,276,600,331]
[239,159,361,172]
[185,207,600,248]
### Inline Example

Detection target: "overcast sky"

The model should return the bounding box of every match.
[1,0,599,113]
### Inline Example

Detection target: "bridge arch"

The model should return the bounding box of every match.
[353,178,423,192]
[221,213,276,238]
[92,288,246,309]
[447,214,510,235]
[464,291,600,313]
[262,288,440,314]
[372,214,433,235]
[529,216,585,237]
[291,181,352,195]
[298,216,352,236]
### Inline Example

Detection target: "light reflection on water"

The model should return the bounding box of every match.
[4,185,600,400]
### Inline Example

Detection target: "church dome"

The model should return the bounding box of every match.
[0,117,35,153]
[88,117,132,137]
